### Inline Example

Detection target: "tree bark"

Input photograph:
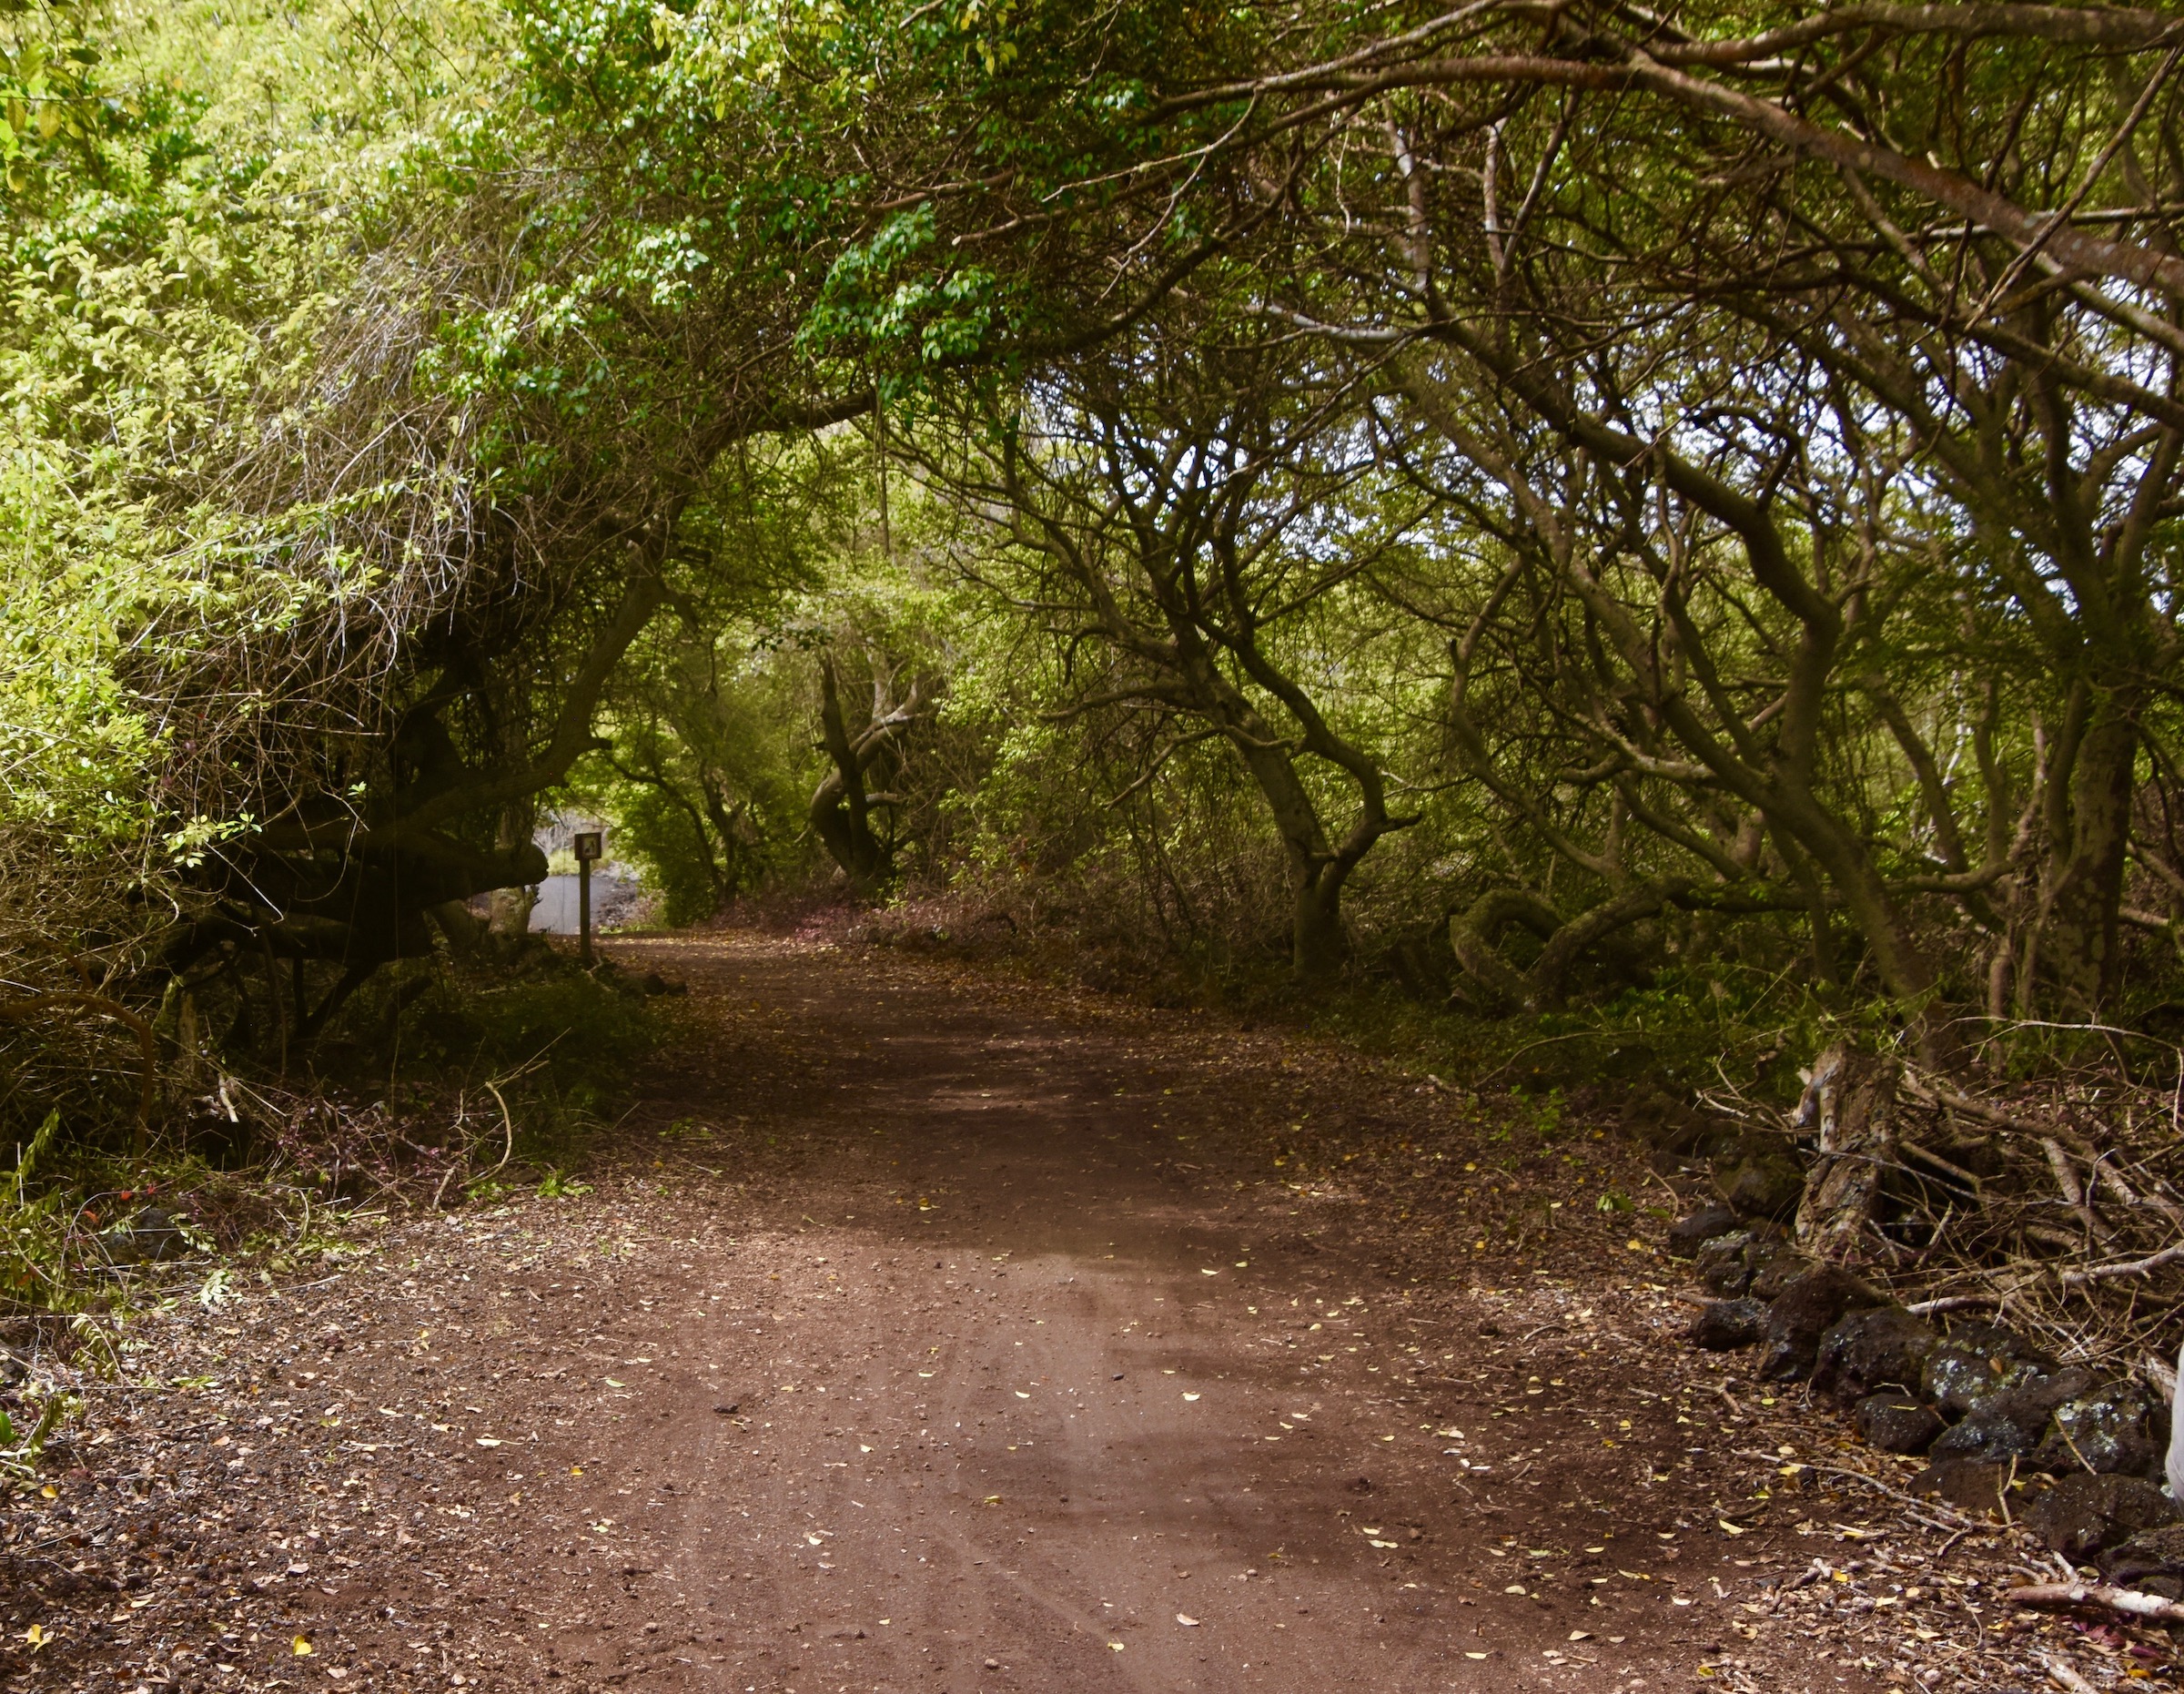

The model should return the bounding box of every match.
[808,657,917,892]
[1792,1042,1902,1263]
[2033,703,2138,1016]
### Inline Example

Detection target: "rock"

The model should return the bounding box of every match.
[1921,1323,2055,1417]
[1750,1251,1814,1301]
[1757,1266,1884,1381]
[1813,1307,1940,1405]
[2023,1473,2179,1561]
[1667,1207,1739,1255]
[1694,1231,1756,1295]
[2031,1379,2163,1478]
[1929,1368,2098,1468]
[2098,1523,2184,1598]
[1688,1299,1768,1350]
[1714,1135,1806,1220]
[1913,1458,2013,1513]
[1623,1090,1741,1161]
[1854,1391,1945,1455]
[1693,1231,1793,1298]
[130,1207,187,1262]
[100,1206,187,1267]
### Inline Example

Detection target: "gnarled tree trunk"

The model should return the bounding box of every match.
[809,656,919,893]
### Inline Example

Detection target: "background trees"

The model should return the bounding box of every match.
[13,0,2184,1160]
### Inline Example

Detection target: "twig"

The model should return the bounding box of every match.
[2044,1655,2099,1694]
[2058,1241,2184,1286]
[2011,1581,2184,1623]
[476,1080,518,1184]
[1734,1449,1975,1532]
[1905,1293,2005,1317]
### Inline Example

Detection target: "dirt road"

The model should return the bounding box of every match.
[13,932,1992,1692]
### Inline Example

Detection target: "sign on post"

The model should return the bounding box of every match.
[572,831,603,964]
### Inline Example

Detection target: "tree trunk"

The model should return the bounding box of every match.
[1293,872,1347,984]
[808,657,916,892]
[2034,705,2138,1016]
[1792,1042,1901,1263]
[486,800,540,940]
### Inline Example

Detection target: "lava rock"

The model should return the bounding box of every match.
[130,1207,187,1262]
[1854,1391,1946,1455]
[1929,1367,2098,1468]
[1921,1323,2055,1417]
[1757,1266,1884,1381]
[1714,1135,1806,1220]
[2098,1523,2184,1598]
[1694,1230,1756,1296]
[1912,1458,2012,1514]
[1667,1207,1739,1255]
[1813,1307,1940,1405]
[1694,1231,1790,1298]
[2031,1379,2163,1478]
[2024,1473,2179,1561]
[100,1206,187,1267]
[1687,1298,1769,1350]
[1750,1251,1815,1301]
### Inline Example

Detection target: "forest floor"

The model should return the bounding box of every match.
[0,928,2139,1694]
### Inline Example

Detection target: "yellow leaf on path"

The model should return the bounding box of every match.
[1107,1642,1125,1651]
[22,1623,46,1649]
[1016,1391,1030,1399]
[476,1437,502,1448]
[1201,1269,1219,1276]
[39,1485,56,1499]
[292,1636,315,1657]
[1183,1393,1200,1402]
[1176,1614,1199,1627]
[1466,1651,1490,1659]
[1717,1520,1746,1537]
[604,1378,625,1388]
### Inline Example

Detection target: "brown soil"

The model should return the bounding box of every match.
[1,932,2116,1692]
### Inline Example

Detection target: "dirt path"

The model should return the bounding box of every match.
[11,932,2055,1693]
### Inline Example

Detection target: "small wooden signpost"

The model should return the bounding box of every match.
[573,830,603,965]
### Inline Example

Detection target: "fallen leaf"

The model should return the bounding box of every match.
[1465,1651,1490,1660]
[22,1623,46,1649]
[1717,1520,1746,1537]
[1176,1614,1199,1627]
[1569,1631,1592,1642]
[1016,1390,1030,1398]
[1107,1642,1125,1652]
[1182,1393,1200,1402]
[604,1378,625,1388]
[476,1437,502,1448]
[293,1636,315,1657]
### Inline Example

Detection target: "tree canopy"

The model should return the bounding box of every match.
[11,0,2184,1144]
